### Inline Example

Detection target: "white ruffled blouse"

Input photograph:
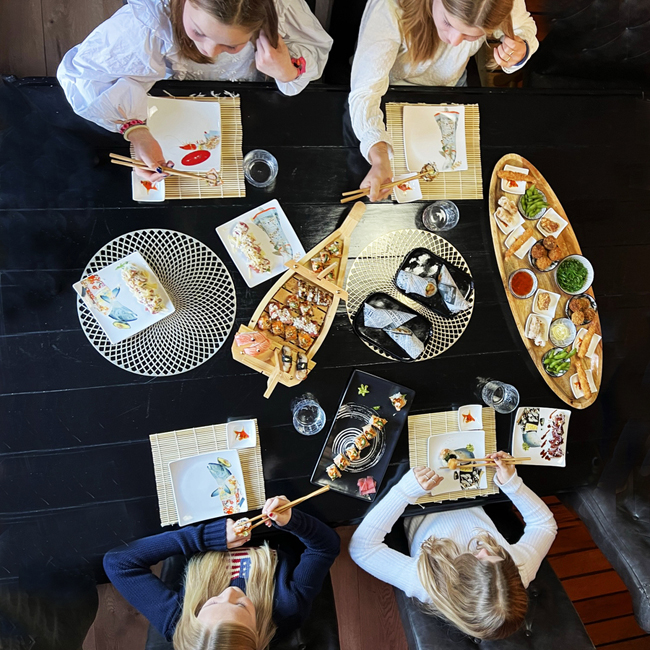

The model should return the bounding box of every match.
[57,0,333,132]
[349,0,539,161]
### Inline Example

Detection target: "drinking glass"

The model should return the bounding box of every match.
[480,380,520,414]
[421,201,460,232]
[291,393,326,436]
[243,149,278,188]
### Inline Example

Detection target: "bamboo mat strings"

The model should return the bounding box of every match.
[386,103,483,200]
[408,408,497,505]
[150,421,265,526]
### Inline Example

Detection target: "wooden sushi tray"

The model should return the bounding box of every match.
[232,202,365,398]
[488,154,602,409]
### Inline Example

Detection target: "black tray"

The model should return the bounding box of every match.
[394,247,474,318]
[311,370,415,501]
[352,292,432,362]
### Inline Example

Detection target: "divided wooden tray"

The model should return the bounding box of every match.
[488,154,602,409]
[232,202,365,397]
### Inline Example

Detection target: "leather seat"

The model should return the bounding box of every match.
[387,504,595,649]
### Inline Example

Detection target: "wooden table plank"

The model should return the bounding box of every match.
[0,0,46,76]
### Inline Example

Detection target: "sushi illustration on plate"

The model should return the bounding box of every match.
[434,111,460,171]
[252,206,294,261]
[439,446,483,489]
[207,458,245,515]
[80,275,138,329]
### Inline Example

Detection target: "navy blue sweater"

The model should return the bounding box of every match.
[103,510,340,641]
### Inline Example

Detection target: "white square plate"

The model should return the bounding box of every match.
[226,419,257,449]
[504,225,525,249]
[147,96,221,172]
[570,370,598,399]
[536,208,568,238]
[512,407,571,467]
[169,450,248,526]
[458,405,483,430]
[494,207,524,236]
[403,105,468,172]
[501,164,529,194]
[525,313,551,345]
[532,289,561,318]
[131,173,165,202]
[393,174,423,203]
[216,200,306,288]
[73,251,175,344]
[426,431,488,495]
[515,236,537,259]
[572,328,602,359]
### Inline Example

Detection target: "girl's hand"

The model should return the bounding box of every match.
[487,451,517,484]
[494,35,527,68]
[226,518,251,549]
[361,142,393,202]
[128,128,174,182]
[255,32,298,83]
[261,495,292,527]
[413,466,443,492]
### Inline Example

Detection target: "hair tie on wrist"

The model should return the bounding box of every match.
[291,57,306,76]
[120,119,147,140]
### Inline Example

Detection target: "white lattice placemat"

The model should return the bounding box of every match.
[408,408,498,504]
[150,421,265,527]
[77,229,236,375]
[345,229,474,361]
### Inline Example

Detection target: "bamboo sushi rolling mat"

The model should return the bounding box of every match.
[150,420,265,526]
[386,103,483,200]
[408,408,498,505]
[134,95,245,200]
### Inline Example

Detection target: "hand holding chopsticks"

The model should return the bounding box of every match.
[109,153,222,186]
[447,456,531,470]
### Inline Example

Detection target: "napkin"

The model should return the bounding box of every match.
[396,270,437,298]
[385,326,425,359]
[438,265,471,314]
[363,303,424,359]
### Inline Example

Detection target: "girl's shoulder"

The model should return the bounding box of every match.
[125,0,174,39]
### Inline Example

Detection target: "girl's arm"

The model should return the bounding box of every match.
[275,0,334,96]
[498,0,539,73]
[349,0,402,162]
[56,4,166,132]
[103,518,228,640]
[348,470,426,596]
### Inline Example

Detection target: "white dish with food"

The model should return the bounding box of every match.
[494,195,524,235]
[536,208,568,238]
[573,328,602,359]
[525,313,551,346]
[555,255,595,296]
[458,405,483,431]
[393,174,423,203]
[131,172,165,202]
[226,419,257,449]
[512,406,571,467]
[501,164,529,195]
[514,236,537,260]
[549,318,577,347]
[570,369,598,399]
[504,225,525,249]
[532,289,560,318]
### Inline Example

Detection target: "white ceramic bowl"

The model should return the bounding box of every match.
[555,254,594,295]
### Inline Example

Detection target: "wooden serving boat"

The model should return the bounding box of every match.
[232,202,365,398]
[488,154,602,409]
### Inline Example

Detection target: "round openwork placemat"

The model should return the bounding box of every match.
[346,229,474,361]
[77,229,236,376]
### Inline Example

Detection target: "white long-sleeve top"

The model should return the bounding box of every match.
[349,0,539,160]
[57,0,333,132]
[349,470,557,603]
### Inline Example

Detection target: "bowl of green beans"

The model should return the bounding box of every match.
[555,254,594,295]
[518,185,548,220]
[542,347,577,378]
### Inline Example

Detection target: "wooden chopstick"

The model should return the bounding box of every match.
[340,171,424,204]
[109,152,211,181]
[247,485,330,530]
[449,457,531,470]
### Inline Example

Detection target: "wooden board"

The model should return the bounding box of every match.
[232,202,365,397]
[488,154,603,409]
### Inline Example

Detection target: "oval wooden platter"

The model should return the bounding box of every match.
[232,202,365,398]
[488,154,602,409]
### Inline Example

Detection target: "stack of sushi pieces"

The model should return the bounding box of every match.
[357,476,376,496]
[363,303,424,360]
[325,415,387,480]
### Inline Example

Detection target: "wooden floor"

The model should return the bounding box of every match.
[82,498,650,650]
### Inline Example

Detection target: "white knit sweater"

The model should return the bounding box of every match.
[349,0,539,160]
[349,470,557,603]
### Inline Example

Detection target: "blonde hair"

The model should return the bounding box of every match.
[398,0,516,65]
[173,544,278,650]
[169,0,279,64]
[416,532,528,639]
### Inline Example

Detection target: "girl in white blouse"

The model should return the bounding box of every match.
[349,452,557,639]
[58,0,332,181]
[349,0,538,201]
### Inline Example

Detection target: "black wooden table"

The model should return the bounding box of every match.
[1,77,649,588]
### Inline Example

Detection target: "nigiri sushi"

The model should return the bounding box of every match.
[333,453,349,471]
[354,435,370,451]
[326,464,341,480]
[235,331,270,356]
[345,446,360,462]
[281,345,293,373]
[296,352,308,381]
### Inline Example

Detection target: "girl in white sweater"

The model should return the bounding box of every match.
[58,0,332,181]
[349,452,557,639]
[349,0,538,201]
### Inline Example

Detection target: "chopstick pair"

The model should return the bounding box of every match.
[109,152,221,185]
[340,171,424,204]
[446,456,531,470]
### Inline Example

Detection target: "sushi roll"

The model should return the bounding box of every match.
[271,320,285,337]
[286,294,300,311]
[281,345,293,373]
[296,352,309,381]
[326,464,341,480]
[267,301,280,320]
[233,518,252,537]
[284,325,298,344]
[370,415,387,430]
[311,257,324,273]
[354,434,370,451]
[320,250,331,265]
[345,445,360,462]
[313,288,332,307]
[333,453,349,471]
[299,302,314,317]
[278,308,294,325]
[389,392,407,412]
[362,424,380,440]
[297,279,309,300]
[327,240,342,257]
[257,314,272,331]
[298,331,313,350]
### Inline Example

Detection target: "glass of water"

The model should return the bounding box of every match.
[480,380,520,414]
[291,393,326,436]
[422,201,460,232]
[243,149,278,188]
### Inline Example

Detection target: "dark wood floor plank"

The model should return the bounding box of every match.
[548,522,597,556]
[549,549,612,579]
[575,591,635,625]
[0,0,46,76]
[586,615,648,647]
[597,636,650,650]
[564,570,629,602]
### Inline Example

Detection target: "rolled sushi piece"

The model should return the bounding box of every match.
[333,453,349,471]
[389,392,408,412]
[370,415,388,430]
[326,464,341,480]
[362,424,380,440]
[354,434,370,451]
[345,445,360,462]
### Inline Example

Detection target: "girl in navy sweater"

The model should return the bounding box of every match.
[103,495,340,649]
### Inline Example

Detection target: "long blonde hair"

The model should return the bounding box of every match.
[169,0,279,64]
[398,0,516,65]
[416,532,528,639]
[173,544,278,650]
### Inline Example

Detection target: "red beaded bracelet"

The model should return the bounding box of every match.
[119,119,146,135]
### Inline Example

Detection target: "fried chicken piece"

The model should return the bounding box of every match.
[571,310,585,326]
[569,298,582,313]
[531,243,546,259]
[548,247,563,262]
[536,255,553,271]
[579,298,591,311]
[583,307,596,323]
[543,236,557,250]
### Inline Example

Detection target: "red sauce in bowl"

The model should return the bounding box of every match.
[510,270,534,297]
